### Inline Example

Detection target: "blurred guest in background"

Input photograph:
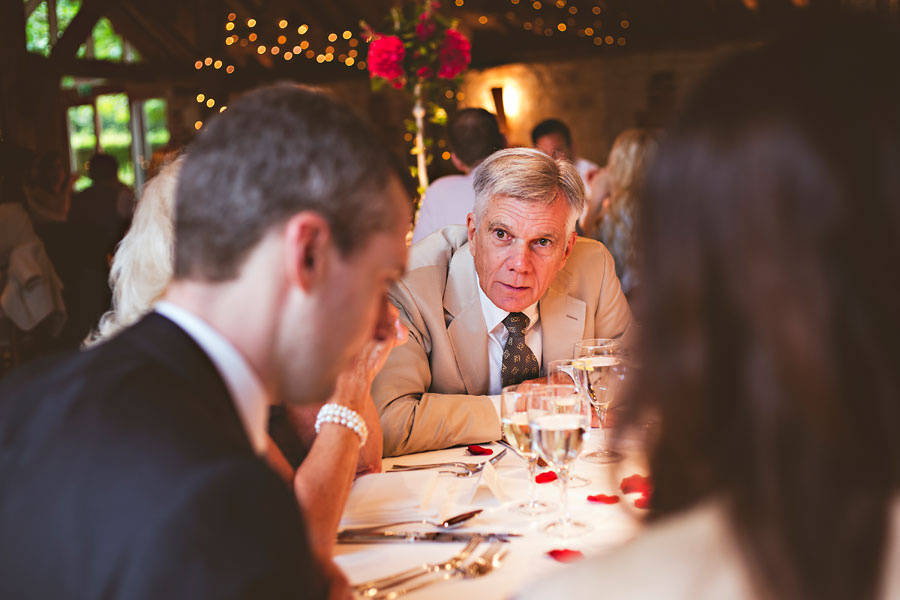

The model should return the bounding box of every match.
[0,84,411,599]
[25,151,72,224]
[583,128,660,300]
[411,108,505,243]
[375,147,631,456]
[520,20,900,600]
[69,152,133,255]
[531,117,599,208]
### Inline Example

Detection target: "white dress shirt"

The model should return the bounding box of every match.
[476,275,542,416]
[154,301,269,455]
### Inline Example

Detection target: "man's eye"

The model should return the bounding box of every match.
[536,238,551,247]
[494,230,507,240]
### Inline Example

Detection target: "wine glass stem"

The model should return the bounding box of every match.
[596,406,608,450]
[527,456,538,508]
[559,466,570,535]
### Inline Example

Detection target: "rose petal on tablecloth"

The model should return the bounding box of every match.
[467,444,493,455]
[535,471,557,484]
[620,473,652,496]
[548,549,584,563]
[634,495,651,509]
[587,493,620,504]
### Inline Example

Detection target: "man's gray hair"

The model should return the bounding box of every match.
[472,147,585,233]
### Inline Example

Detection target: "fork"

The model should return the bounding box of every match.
[353,537,482,597]
[390,448,507,476]
[368,540,507,599]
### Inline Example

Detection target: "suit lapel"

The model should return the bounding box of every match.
[539,282,587,371]
[444,244,490,395]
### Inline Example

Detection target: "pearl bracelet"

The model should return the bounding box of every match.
[314,403,369,447]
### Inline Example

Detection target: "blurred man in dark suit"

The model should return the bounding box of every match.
[0,85,410,599]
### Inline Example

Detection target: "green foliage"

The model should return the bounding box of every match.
[25,2,129,62]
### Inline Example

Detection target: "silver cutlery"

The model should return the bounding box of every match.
[389,448,507,476]
[353,537,482,597]
[368,540,507,599]
[339,509,482,537]
[337,530,520,544]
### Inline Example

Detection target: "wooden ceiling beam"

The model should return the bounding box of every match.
[49,0,118,63]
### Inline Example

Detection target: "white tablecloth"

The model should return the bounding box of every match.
[335,435,648,599]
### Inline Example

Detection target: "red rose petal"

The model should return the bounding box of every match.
[587,493,620,504]
[620,474,653,496]
[535,471,558,484]
[634,494,651,509]
[467,444,493,455]
[548,549,584,563]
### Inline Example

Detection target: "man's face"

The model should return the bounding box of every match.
[322,180,410,378]
[535,132,573,162]
[468,193,576,313]
[280,177,410,405]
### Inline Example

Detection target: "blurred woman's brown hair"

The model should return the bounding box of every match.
[615,19,900,600]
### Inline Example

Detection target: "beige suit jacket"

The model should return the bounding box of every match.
[373,225,632,456]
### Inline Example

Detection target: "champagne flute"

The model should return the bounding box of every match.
[528,383,592,538]
[573,339,625,463]
[547,359,592,488]
[500,384,556,516]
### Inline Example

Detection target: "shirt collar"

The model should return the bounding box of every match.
[154,301,269,455]
[475,273,539,335]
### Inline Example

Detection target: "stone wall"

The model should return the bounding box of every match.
[459,41,755,166]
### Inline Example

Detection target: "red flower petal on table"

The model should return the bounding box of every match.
[535,471,557,484]
[467,444,493,455]
[548,549,584,563]
[587,493,620,504]
[620,474,652,496]
[634,495,651,509]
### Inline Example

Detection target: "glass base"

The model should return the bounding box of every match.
[509,499,557,516]
[542,517,593,538]
[567,473,591,488]
[581,448,623,464]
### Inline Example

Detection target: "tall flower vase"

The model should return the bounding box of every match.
[412,83,429,193]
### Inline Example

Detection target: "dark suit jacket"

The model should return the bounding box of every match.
[0,313,327,599]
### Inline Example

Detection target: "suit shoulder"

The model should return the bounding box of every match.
[406,225,469,271]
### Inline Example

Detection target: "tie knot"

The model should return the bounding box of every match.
[503,312,529,337]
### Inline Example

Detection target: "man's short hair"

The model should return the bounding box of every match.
[447,108,505,168]
[472,147,584,233]
[174,84,399,282]
[530,118,572,147]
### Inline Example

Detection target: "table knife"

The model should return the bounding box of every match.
[337,530,519,543]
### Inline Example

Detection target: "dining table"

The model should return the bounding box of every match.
[334,433,649,599]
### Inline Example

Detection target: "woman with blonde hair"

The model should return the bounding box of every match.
[584,128,659,298]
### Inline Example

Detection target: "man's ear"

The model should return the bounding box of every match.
[283,212,332,293]
[467,213,477,256]
[560,230,577,267]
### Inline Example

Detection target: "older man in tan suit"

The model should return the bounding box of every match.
[373,148,631,456]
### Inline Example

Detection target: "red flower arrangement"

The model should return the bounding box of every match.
[362,1,472,192]
[363,1,471,92]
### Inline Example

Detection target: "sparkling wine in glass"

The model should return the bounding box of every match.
[501,384,556,516]
[573,339,626,464]
[547,359,592,488]
[528,383,592,538]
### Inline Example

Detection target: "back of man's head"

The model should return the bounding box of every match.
[88,153,119,182]
[174,84,396,282]
[448,108,505,169]
[530,118,572,148]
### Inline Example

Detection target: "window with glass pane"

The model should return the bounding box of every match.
[96,94,133,187]
[66,104,96,191]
